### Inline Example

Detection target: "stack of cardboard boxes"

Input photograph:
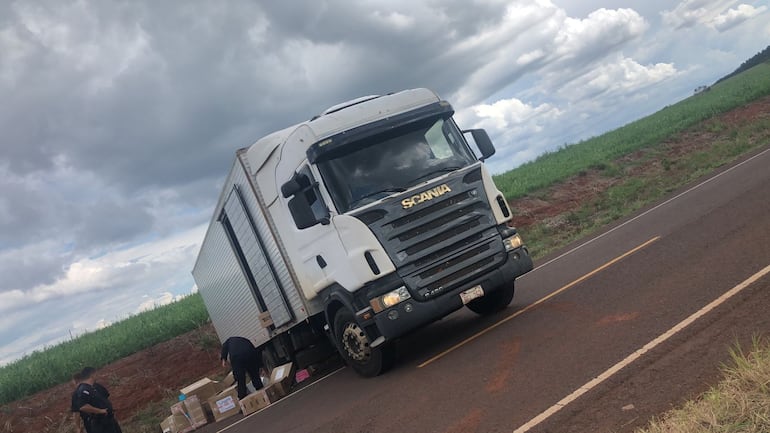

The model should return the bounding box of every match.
[159,363,296,432]
[160,377,224,433]
[238,362,295,416]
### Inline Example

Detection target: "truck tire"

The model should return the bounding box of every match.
[466,283,515,315]
[333,308,395,377]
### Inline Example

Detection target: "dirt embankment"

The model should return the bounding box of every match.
[1,324,222,433]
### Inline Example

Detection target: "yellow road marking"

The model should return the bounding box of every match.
[417,236,661,368]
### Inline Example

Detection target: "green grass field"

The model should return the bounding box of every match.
[1,62,769,409]
[493,62,770,200]
[0,294,210,405]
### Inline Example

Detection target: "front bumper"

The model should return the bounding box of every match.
[372,245,533,340]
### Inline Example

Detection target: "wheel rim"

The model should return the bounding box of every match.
[341,321,371,362]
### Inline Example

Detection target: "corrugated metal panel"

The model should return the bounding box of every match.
[193,153,314,347]
[192,161,269,346]
[222,185,292,327]
[237,151,319,320]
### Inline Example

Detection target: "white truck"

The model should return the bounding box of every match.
[192,88,533,377]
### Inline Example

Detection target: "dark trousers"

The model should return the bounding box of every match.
[231,351,263,399]
[89,416,121,433]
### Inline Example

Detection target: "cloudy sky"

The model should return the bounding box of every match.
[1,0,768,366]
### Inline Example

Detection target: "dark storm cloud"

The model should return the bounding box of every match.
[0,0,649,295]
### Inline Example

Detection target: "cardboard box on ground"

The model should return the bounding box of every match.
[208,384,241,422]
[239,362,296,415]
[160,395,210,433]
[180,377,224,403]
[268,362,295,396]
[159,376,226,432]
[239,391,271,416]
[162,362,299,430]
[160,413,189,433]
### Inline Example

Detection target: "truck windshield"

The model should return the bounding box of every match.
[318,116,477,213]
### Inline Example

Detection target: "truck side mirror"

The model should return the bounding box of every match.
[288,194,321,229]
[463,129,496,161]
[281,178,302,198]
[281,172,331,229]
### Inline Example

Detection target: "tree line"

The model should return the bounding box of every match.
[715,44,770,84]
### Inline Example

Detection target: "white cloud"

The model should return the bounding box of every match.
[464,98,563,133]
[711,4,768,31]
[553,55,678,102]
[136,291,178,313]
[450,5,648,107]
[370,10,414,30]
[661,0,738,29]
[553,8,648,60]
[95,319,112,330]
[0,224,205,314]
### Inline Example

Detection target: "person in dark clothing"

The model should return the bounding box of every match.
[71,372,113,433]
[221,336,264,399]
[73,367,122,433]
[71,372,90,433]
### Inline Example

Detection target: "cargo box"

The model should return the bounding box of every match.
[180,377,223,403]
[160,413,194,433]
[239,390,271,416]
[269,362,295,396]
[262,383,284,402]
[207,385,240,422]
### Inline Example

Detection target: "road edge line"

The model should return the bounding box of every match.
[512,263,770,433]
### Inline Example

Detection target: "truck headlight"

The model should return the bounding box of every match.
[370,286,411,313]
[503,233,523,251]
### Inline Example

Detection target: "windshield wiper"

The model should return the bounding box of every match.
[408,166,462,186]
[351,187,407,208]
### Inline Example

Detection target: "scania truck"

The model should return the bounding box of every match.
[192,88,533,377]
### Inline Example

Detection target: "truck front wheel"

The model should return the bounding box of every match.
[333,309,395,377]
[466,283,515,315]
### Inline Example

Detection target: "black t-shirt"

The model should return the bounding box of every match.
[73,382,111,433]
[74,383,113,413]
[71,389,89,422]
[72,383,109,414]
[221,336,257,360]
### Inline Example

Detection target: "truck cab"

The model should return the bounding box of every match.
[262,89,533,376]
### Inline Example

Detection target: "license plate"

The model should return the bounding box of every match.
[460,285,484,304]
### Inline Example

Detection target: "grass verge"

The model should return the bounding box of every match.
[520,105,770,260]
[637,337,770,433]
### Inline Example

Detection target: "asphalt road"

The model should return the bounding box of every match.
[206,146,770,433]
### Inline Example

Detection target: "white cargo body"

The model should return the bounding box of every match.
[192,149,323,348]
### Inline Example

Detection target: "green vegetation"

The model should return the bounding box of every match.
[0,293,209,405]
[638,337,770,433]
[122,391,181,433]
[493,62,770,200]
[522,111,770,259]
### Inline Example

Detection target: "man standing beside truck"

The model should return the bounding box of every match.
[220,336,264,399]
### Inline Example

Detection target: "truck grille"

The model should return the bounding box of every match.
[353,166,503,301]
